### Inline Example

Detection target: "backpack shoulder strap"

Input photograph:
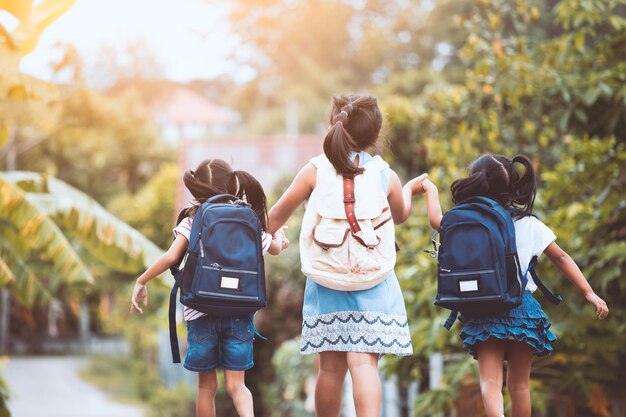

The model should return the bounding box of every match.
[527,256,563,305]
[168,206,205,364]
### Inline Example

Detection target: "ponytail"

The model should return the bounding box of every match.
[234,170,268,231]
[323,94,383,177]
[510,155,536,217]
[323,103,363,177]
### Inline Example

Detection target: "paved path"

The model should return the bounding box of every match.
[4,356,145,417]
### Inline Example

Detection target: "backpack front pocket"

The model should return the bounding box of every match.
[311,223,384,275]
[194,264,260,303]
[311,224,351,273]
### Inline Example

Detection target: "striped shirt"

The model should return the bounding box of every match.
[174,217,273,321]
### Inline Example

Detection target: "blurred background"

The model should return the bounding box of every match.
[0,0,625,416]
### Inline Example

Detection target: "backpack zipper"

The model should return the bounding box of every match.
[440,269,495,276]
[203,264,258,275]
[197,290,259,300]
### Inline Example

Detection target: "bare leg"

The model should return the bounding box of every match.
[224,370,254,417]
[477,338,507,417]
[315,351,348,417]
[197,371,218,417]
[506,342,533,417]
[347,352,381,417]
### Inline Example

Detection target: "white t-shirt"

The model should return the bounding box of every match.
[174,216,273,321]
[513,215,557,292]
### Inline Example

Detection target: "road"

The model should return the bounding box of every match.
[3,356,146,417]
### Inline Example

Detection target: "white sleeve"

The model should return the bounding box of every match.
[173,217,193,241]
[530,216,557,257]
[261,232,273,254]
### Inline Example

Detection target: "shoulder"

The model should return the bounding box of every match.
[173,216,193,240]
[514,214,556,239]
[310,153,331,168]
[178,216,193,229]
[367,154,390,170]
[514,214,547,228]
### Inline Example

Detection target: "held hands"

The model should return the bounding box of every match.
[407,173,429,196]
[273,226,290,251]
[585,291,609,320]
[130,281,148,314]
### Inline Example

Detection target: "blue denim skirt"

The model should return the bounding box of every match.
[459,291,557,359]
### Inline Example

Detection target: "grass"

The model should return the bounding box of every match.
[79,355,146,406]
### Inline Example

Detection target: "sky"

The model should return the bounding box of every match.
[6,0,252,84]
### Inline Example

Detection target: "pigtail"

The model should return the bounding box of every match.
[510,155,536,217]
[234,170,268,231]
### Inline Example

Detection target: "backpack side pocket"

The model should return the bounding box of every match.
[181,252,198,294]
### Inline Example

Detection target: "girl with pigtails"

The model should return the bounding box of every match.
[131,159,288,417]
[267,94,429,417]
[420,154,609,417]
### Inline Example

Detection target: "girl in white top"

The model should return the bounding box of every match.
[419,153,608,417]
[130,159,288,417]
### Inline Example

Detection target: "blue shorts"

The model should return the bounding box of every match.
[184,315,254,372]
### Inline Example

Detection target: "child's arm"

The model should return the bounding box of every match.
[267,226,290,256]
[421,179,443,230]
[268,163,316,234]
[388,172,428,224]
[544,242,609,320]
[130,235,188,315]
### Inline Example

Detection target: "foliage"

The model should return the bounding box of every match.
[244,176,308,417]
[217,0,473,134]
[0,363,8,417]
[0,169,168,371]
[378,0,626,415]
[11,87,173,203]
[108,163,179,249]
[146,384,196,417]
[266,338,316,417]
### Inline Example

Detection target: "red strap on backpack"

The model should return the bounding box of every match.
[343,176,361,234]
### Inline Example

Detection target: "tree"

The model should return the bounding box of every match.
[379,0,626,415]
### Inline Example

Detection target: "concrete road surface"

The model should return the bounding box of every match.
[3,356,145,417]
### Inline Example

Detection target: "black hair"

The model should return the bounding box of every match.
[181,159,268,230]
[450,154,537,217]
[323,94,383,177]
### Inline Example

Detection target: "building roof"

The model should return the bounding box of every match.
[150,88,236,125]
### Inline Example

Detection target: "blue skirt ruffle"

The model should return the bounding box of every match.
[459,291,557,359]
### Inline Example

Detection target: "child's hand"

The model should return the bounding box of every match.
[268,226,289,255]
[407,173,429,195]
[585,292,609,320]
[274,225,287,240]
[421,178,438,194]
[130,281,148,314]
[278,226,289,250]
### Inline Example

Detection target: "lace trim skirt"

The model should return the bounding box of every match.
[300,275,413,356]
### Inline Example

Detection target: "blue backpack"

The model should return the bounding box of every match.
[434,196,561,330]
[168,194,267,362]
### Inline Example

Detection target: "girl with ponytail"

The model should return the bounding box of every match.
[267,94,429,417]
[130,159,288,417]
[421,153,608,417]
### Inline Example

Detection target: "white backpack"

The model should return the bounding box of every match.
[300,154,396,291]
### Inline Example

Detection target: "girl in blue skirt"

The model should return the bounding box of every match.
[267,94,428,417]
[421,154,609,417]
